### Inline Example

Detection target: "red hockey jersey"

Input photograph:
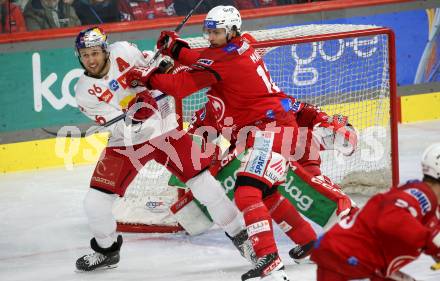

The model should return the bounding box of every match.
[150,35,297,135]
[187,96,327,169]
[311,180,440,279]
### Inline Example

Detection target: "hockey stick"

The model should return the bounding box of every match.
[41,93,167,137]
[147,0,205,66]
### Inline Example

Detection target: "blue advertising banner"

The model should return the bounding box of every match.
[263,33,389,98]
[271,8,435,86]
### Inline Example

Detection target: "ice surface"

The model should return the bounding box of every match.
[0,120,439,281]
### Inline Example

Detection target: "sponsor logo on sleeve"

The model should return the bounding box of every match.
[291,101,301,112]
[196,58,214,66]
[223,43,238,53]
[109,79,120,91]
[405,188,431,215]
[266,109,275,119]
[280,98,301,112]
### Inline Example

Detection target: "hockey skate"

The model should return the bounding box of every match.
[226,229,258,265]
[76,235,122,271]
[241,253,289,281]
[288,240,316,264]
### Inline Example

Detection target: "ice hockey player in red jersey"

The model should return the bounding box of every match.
[73,27,251,272]
[126,5,320,281]
[311,143,440,281]
[184,87,358,258]
[187,96,357,175]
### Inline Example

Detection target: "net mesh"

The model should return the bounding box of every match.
[112,97,182,229]
[114,24,395,230]
[182,25,394,193]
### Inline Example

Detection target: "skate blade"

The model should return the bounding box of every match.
[75,264,118,273]
[293,257,314,265]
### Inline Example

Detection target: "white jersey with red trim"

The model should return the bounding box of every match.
[75,41,178,147]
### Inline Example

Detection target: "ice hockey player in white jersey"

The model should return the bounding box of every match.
[73,27,252,272]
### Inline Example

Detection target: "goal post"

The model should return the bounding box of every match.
[114,24,399,232]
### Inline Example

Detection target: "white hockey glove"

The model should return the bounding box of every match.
[314,114,358,156]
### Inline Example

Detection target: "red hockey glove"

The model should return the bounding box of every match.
[126,66,158,89]
[425,228,440,261]
[125,90,158,122]
[156,31,190,59]
[157,57,174,74]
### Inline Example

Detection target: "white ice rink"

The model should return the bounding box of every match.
[1,120,440,281]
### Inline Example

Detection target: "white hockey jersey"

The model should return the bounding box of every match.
[75,41,178,147]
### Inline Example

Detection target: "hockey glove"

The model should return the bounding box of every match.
[157,56,174,74]
[126,66,158,89]
[125,90,158,122]
[156,31,190,60]
[314,114,358,156]
[425,228,440,262]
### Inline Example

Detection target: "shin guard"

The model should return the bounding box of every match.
[235,185,277,257]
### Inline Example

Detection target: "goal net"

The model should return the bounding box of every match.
[113,24,399,232]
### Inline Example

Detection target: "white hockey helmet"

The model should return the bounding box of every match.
[203,5,242,37]
[422,143,440,180]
